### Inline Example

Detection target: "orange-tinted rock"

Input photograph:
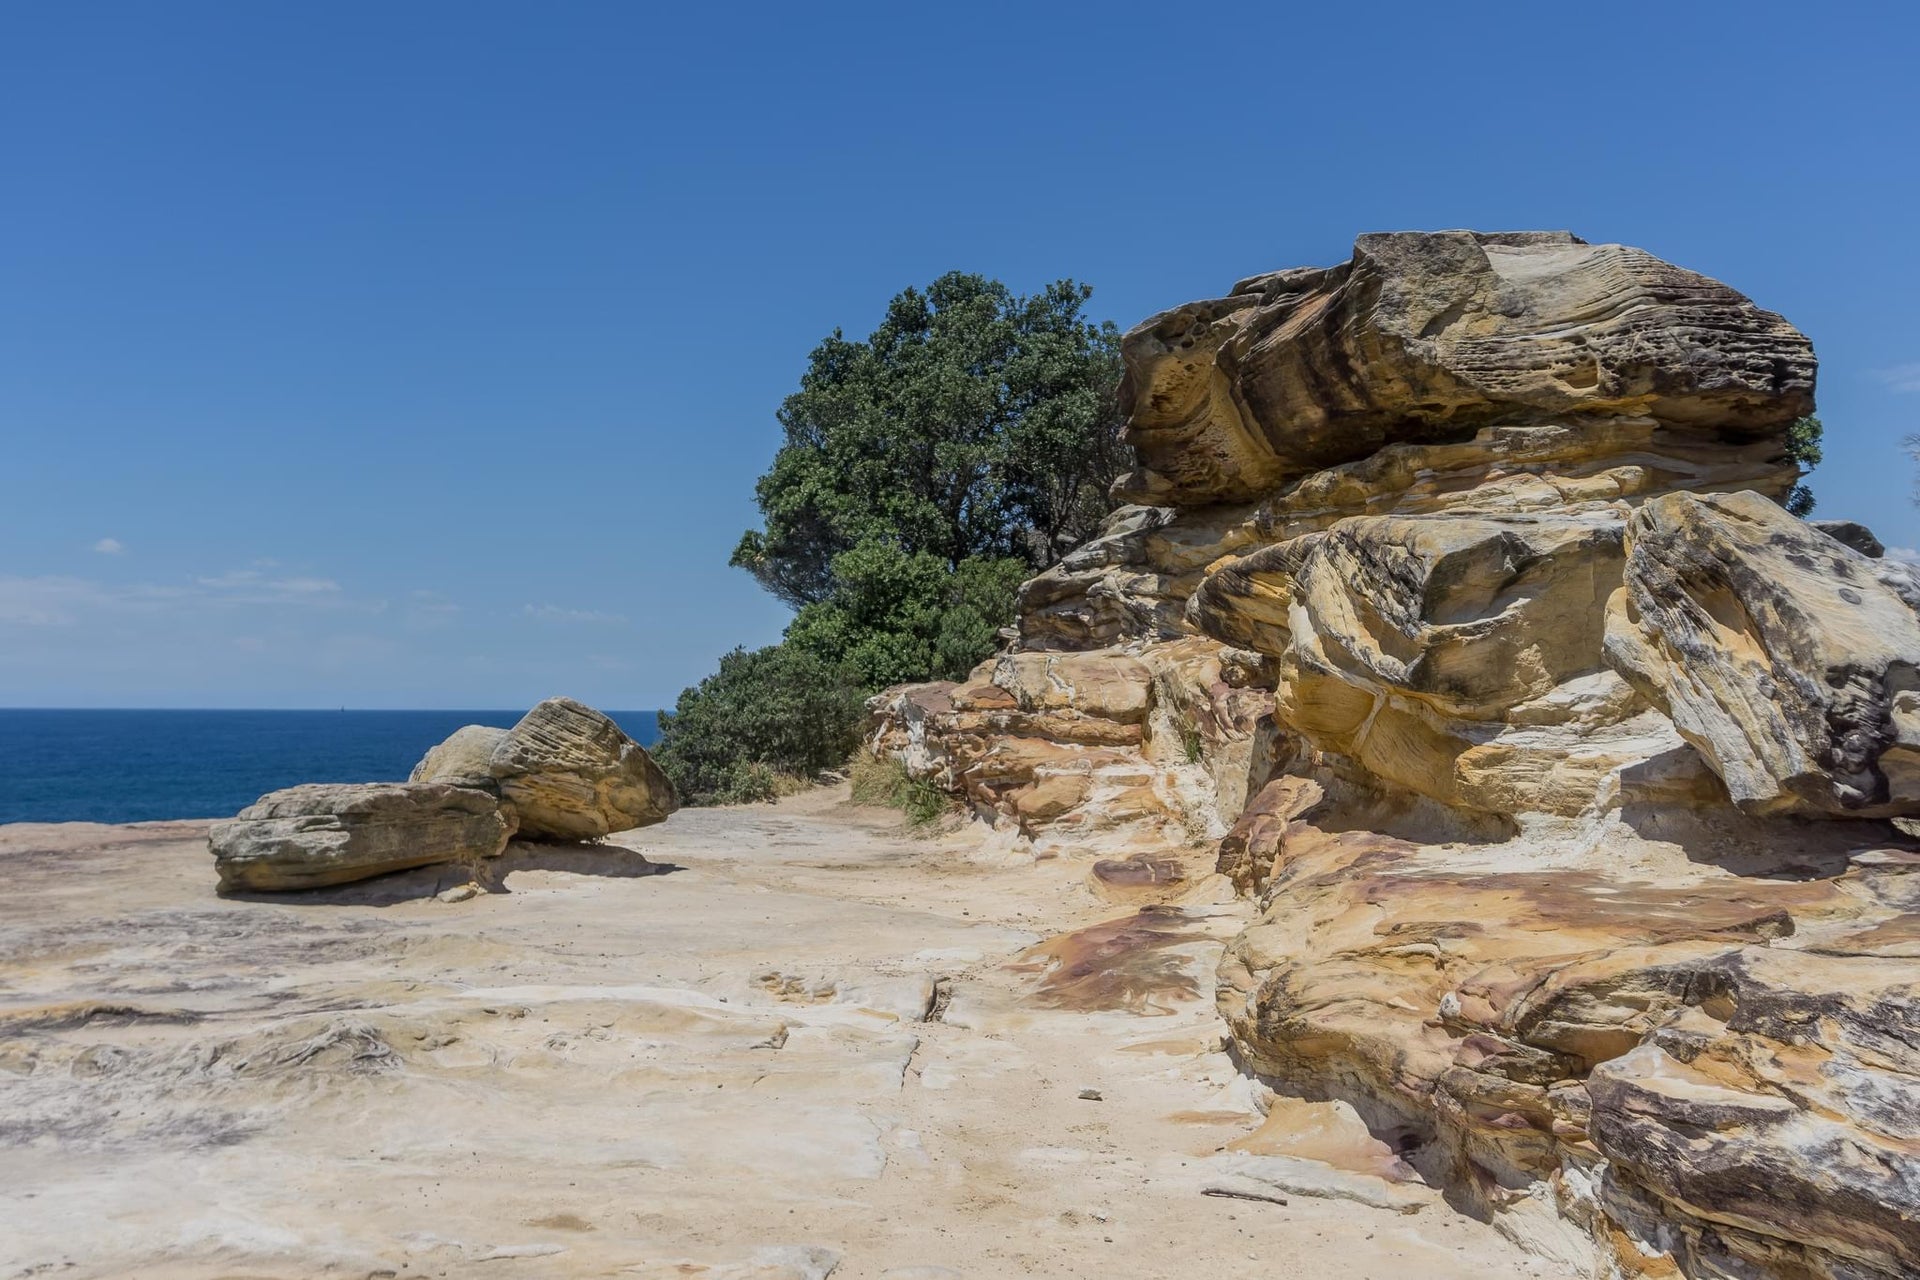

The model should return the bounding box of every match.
[1218,807,1920,1280]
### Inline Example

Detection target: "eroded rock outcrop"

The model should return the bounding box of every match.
[869,230,1920,1278]
[415,697,678,841]
[212,699,675,893]
[1217,809,1920,1280]
[209,782,514,892]
[1605,490,1920,818]
[1115,229,1812,506]
[869,642,1275,861]
[1193,508,1710,817]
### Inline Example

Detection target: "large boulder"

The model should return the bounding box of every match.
[1605,490,1920,817]
[1118,230,1814,506]
[408,724,507,790]
[209,782,514,892]
[414,698,677,841]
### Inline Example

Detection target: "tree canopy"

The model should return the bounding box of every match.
[729,272,1126,608]
[656,271,1127,806]
[652,644,866,805]
[1784,414,1823,517]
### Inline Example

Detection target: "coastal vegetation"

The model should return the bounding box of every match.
[847,751,951,827]
[654,272,1126,804]
[1785,413,1824,515]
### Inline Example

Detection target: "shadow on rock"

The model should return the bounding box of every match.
[491,840,686,887]
[221,842,683,906]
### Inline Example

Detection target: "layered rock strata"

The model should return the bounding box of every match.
[869,640,1278,869]
[869,231,1920,1278]
[1605,490,1920,818]
[416,697,678,841]
[211,698,676,892]
[1215,808,1920,1280]
[209,782,513,892]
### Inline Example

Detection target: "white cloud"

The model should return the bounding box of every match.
[523,603,627,626]
[93,537,124,555]
[403,590,462,631]
[1885,546,1920,565]
[0,564,363,629]
[0,576,107,626]
[1877,363,1920,393]
[193,569,344,601]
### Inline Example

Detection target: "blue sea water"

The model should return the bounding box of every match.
[0,709,663,824]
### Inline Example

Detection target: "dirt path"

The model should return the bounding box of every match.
[0,788,1540,1279]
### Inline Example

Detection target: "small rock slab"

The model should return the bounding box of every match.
[208,782,513,893]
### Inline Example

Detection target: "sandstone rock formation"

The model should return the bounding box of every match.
[409,723,508,790]
[1605,490,1920,818]
[1216,810,1920,1280]
[869,639,1276,860]
[1113,229,1813,507]
[209,782,514,892]
[869,230,1920,1278]
[212,700,675,893]
[414,697,678,841]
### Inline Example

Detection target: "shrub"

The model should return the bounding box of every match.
[712,761,812,805]
[730,272,1125,609]
[847,753,952,828]
[1180,725,1204,764]
[785,541,1028,688]
[653,644,866,806]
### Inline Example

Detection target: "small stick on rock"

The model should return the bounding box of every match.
[1201,1185,1289,1207]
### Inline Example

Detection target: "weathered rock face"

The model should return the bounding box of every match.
[1217,807,1920,1280]
[868,231,1920,1279]
[868,642,1275,861]
[1193,507,1718,817]
[209,782,514,893]
[1606,490,1920,818]
[415,698,678,841]
[1116,230,1813,507]
[409,723,508,790]
[881,231,1832,831]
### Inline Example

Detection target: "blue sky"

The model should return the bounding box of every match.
[4,2,1917,708]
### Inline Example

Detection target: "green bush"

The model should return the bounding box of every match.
[662,270,1125,806]
[847,753,952,828]
[652,644,866,806]
[785,541,1028,688]
[1784,414,1823,517]
[729,272,1125,609]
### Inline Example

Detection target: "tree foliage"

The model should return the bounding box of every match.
[1785,414,1823,518]
[651,644,866,805]
[660,271,1126,805]
[730,271,1126,608]
[784,541,1028,689]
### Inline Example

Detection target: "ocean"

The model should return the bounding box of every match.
[0,709,664,825]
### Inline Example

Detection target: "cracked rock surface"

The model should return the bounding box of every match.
[2,790,1535,1279]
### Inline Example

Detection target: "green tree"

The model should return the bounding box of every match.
[662,271,1125,805]
[1785,414,1823,517]
[652,644,867,804]
[730,272,1125,607]
[784,540,1029,689]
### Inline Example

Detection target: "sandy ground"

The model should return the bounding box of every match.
[0,788,1543,1279]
